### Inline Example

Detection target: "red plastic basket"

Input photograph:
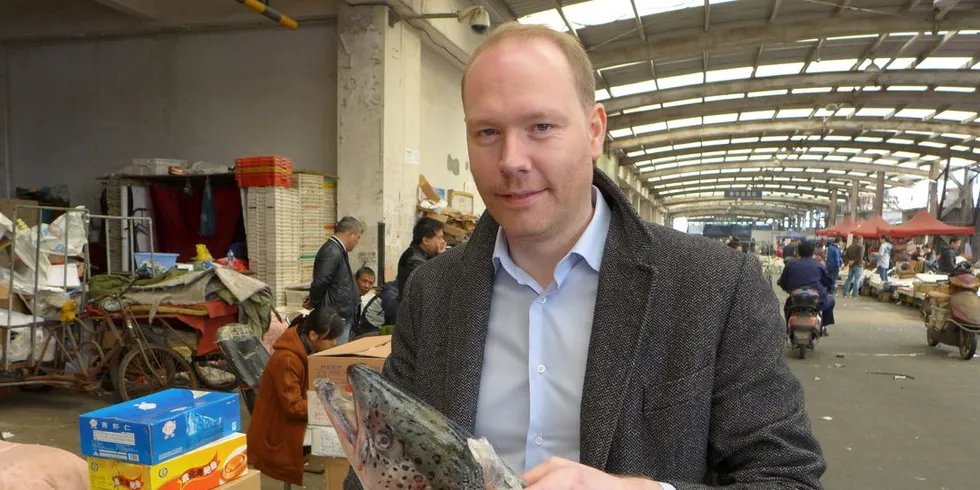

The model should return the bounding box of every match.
[234,155,293,170]
[236,172,293,188]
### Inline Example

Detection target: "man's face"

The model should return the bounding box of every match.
[951,240,962,250]
[344,231,362,251]
[356,273,375,296]
[420,230,446,256]
[463,38,607,241]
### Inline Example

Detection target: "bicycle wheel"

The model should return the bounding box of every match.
[116,345,198,401]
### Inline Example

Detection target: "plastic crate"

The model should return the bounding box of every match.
[235,155,293,170]
[236,172,293,188]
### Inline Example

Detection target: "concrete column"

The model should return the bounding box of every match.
[828,188,838,226]
[0,45,9,198]
[873,171,885,216]
[849,179,859,221]
[337,3,422,280]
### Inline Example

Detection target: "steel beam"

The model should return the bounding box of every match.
[588,11,980,69]
[648,171,910,189]
[607,91,979,130]
[602,70,980,114]
[670,206,799,217]
[621,140,978,168]
[657,185,838,199]
[641,159,930,179]
[663,196,831,208]
[610,119,980,152]
[90,0,158,19]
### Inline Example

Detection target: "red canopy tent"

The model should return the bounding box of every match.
[883,210,975,238]
[816,217,858,237]
[851,215,892,238]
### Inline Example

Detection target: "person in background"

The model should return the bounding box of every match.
[248,307,345,487]
[352,266,385,338]
[782,238,799,260]
[937,237,962,274]
[310,216,362,344]
[396,217,447,295]
[826,237,843,295]
[778,240,835,336]
[814,240,826,264]
[877,236,893,282]
[842,236,865,297]
[921,245,938,272]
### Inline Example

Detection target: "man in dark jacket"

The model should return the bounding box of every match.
[937,237,962,274]
[825,237,843,294]
[778,241,836,334]
[396,217,446,295]
[842,236,865,297]
[310,216,362,343]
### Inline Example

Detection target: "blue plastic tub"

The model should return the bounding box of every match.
[134,252,179,270]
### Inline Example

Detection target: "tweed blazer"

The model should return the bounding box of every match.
[345,168,826,489]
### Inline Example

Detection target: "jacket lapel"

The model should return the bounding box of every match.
[579,169,667,470]
[438,213,500,432]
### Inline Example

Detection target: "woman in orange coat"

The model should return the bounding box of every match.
[247,307,344,486]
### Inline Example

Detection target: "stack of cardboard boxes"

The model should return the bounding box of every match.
[307,336,393,490]
[79,389,261,490]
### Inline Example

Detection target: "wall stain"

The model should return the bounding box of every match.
[447,154,460,176]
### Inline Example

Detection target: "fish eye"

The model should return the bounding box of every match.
[375,430,393,450]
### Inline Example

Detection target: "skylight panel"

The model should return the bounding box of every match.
[893,151,920,158]
[633,122,668,134]
[623,104,662,114]
[824,135,851,141]
[941,133,971,139]
[667,117,702,130]
[611,79,659,97]
[875,158,899,165]
[658,72,705,89]
[836,148,861,154]
[827,169,848,174]
[860,86,882,91]
[725,156,748,162]
[836,86,857,92]
[731,137,759,144]
[754,147,779,153]
[915,57,974,70]
[887,138,915,145]
[663,97,703,108]
[748,89,789,98]
[634,0,737,17]
[894,108,934,118]
[702,139,729,146]
[749,155,771,161]
[936,86,976,93]
[704,93,745,102]
[889,32,919,37]
[651,155,678,164]
[951,157,974,166]
[740,110,775,121]
[834,107,856,117]
[793,87,834,94]
[887,58,916,70]
[855,108,893,117]
[609,128,633,138]
[865,149,889,154]
[806,59,858,73]
[850,156,873,163]
[627,150,646,158]
[823,155,848,161]
[860,58,891,70]
[703,113,737,124]
[905,130,935,136]
[516,9,567,31]
[919,141,947,148]
[755,62,805,77]
[729,149,752,154]
[855,137,884,143]
[705,66,754,83]
[935,110,977,122]
[777,109,813,119]
[827,34,880,41]
[888,85,928,91]
[596,89,611,101]
[674,141,703,150]
[703,150,726,156]
[647,145,673,154]
[953,145,971,151]
[761,136,790,142]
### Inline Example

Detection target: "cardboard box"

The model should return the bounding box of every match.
[310,425,345,458]
[80,389,241,465]
[88,433,248,490]
[308,389,331,426]
[308,335,391,390]
[324,457,352,490]
[0,198,39,227]
[221,468,261,489]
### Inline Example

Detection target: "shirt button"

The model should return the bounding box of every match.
[537,297,547,304]
[536,364,546,374]
[534,435,543,445]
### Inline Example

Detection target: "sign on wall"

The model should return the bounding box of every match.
[724,189,763,199]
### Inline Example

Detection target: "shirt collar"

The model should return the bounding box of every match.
[492,185,611,276]
[331,235,348,253]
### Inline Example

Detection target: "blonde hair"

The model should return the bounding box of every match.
[461,22,597,111]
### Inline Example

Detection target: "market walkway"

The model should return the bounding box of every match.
[0,292,977,489]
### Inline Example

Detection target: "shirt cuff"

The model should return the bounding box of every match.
[660,483,677,490]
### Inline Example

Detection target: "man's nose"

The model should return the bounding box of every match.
[499,132,531,176]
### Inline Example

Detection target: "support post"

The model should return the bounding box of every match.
[829,188,838,226]
[873,170,885,216]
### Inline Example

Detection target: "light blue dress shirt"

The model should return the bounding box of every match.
[472,187,677,490]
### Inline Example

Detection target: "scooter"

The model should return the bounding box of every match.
[922,262,980,360]
[786,287,825,359]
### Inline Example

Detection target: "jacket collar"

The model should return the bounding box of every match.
[438,167,662,470]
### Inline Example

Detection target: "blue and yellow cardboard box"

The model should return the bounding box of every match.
[79,388,241,465]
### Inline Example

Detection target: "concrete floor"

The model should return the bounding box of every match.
[1,291,978,489]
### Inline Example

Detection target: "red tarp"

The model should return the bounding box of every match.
[883,210,976,238]
[816,217,858,237]
[851,215,892,238]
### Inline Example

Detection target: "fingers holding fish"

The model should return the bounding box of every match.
[522,457,664,490]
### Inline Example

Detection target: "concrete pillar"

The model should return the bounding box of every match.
[0,45,9,198]
[873,171,885,216]
[337,3,421,280]
[829,188,838,226]
[849,179,859,221]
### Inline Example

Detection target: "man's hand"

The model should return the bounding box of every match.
[522,457,663,490]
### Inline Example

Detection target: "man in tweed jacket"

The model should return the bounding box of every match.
[346,22,825,490]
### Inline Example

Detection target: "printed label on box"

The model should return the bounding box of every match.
[310,426,345,458]
[307,390,332,426]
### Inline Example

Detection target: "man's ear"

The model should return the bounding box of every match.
[588,103,608,161]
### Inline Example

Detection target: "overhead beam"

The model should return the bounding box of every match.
[936,0,963,21]
[704,0,711,32]
[475,0,517,21]
[621,140,979,168]
[90,0,158,19]
[769,0,783,23]
[663,196,831,208]
[602,70,980,113]
[610,119,980,151]
[657,185,839,199]
[671,207,800,217]
[835,0,853,16]
[607,91,979,130]
[588,11,980,69]
[641,159,930,179]
[648,171,911,189]
[628,0,647,42]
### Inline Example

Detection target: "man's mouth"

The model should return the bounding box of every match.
[499,190,544,206]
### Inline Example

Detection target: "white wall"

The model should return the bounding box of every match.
[6,23,337,211]
[418,45,484,215]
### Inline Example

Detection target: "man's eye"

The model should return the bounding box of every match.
[533,124,553,132]
[478,129,497,137]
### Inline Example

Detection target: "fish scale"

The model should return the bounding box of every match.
[315,365,525,490]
